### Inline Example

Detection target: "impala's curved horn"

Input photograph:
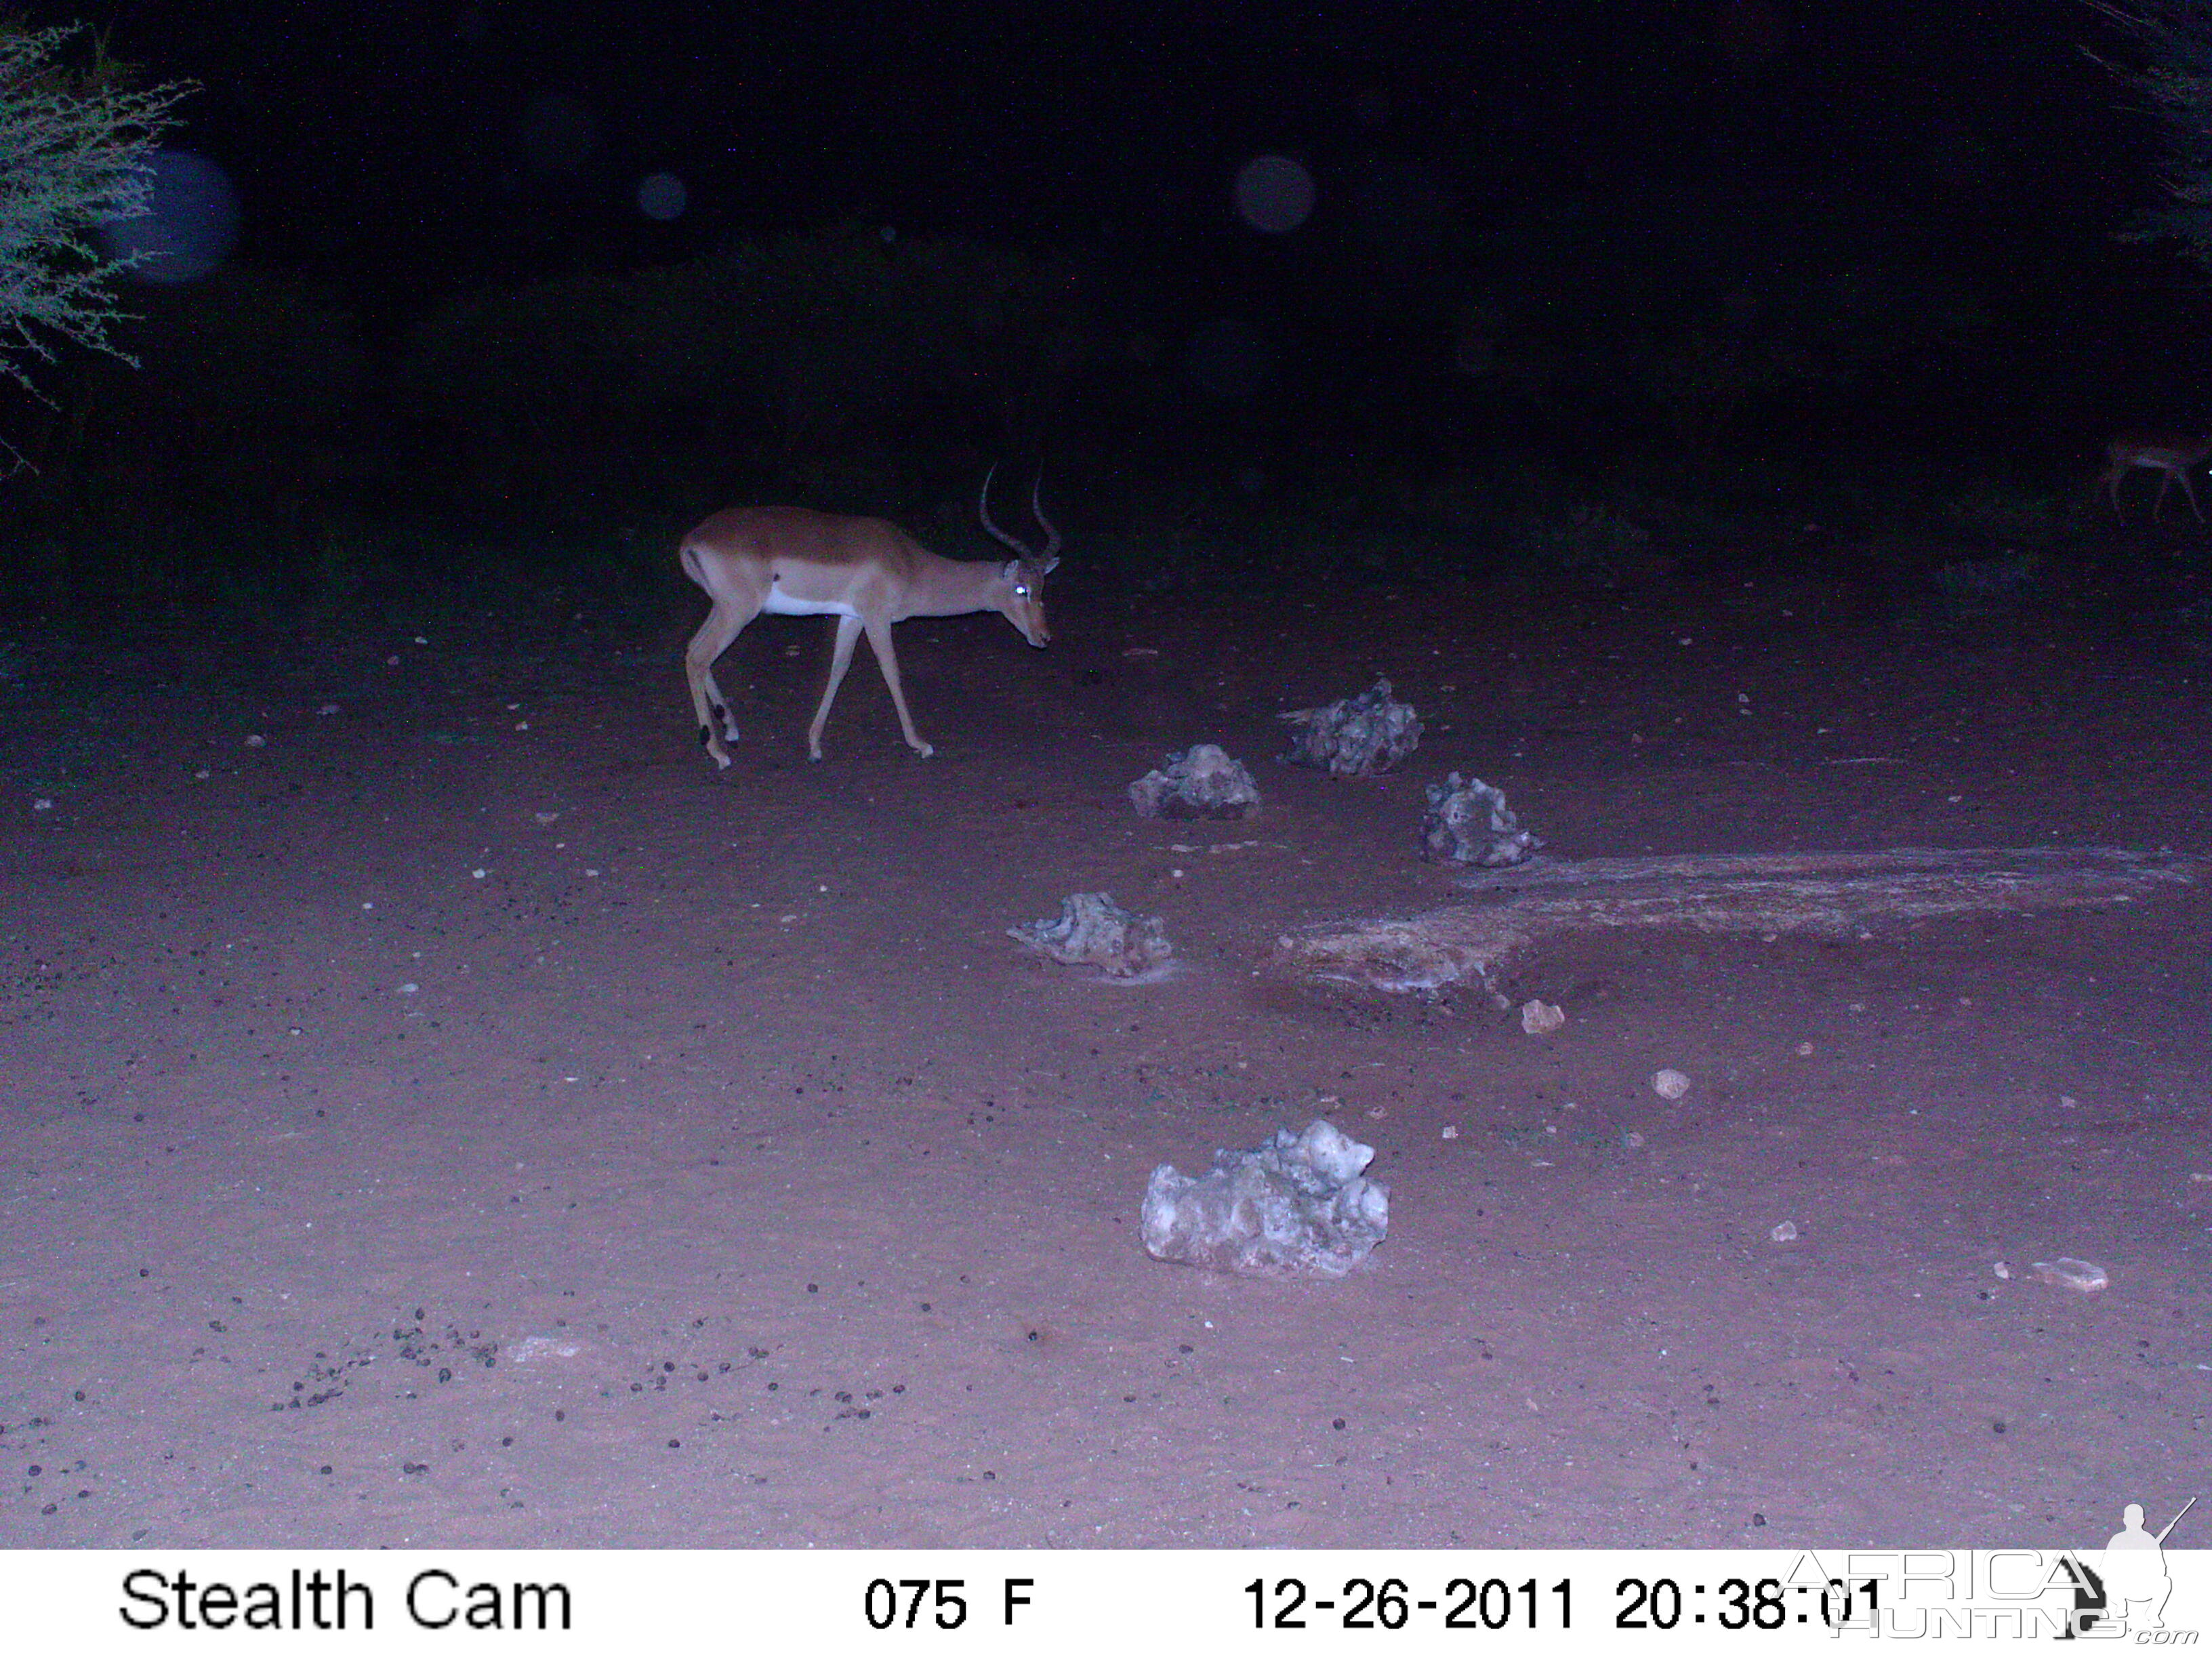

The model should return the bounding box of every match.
[979,464,1060,565]
[1025,472,1061,562]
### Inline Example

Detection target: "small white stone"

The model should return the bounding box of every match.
[1652,1068,1692,1101]
[1769,1221,1799,1243]
[1519,999,1566,1036]
[507,1334,584,1364]
[2032,1258,2108,1292]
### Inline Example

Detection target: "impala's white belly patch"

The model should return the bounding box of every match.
[761,585,858,619]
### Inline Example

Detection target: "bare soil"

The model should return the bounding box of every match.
[3,568,2207,1549]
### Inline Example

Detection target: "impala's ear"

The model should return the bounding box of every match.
[1040,554,1061,575]
[1001,558,1024,583]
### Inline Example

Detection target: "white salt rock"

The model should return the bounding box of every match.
[1141,1120,1389,1277]
[1279,678,1422,777]
[1009,892,1172,978]
[1128,743,1261,820]
[1422,773,1540,867]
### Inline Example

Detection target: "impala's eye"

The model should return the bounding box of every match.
[1015,585,1029,597]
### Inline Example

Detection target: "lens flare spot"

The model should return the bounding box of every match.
[102,150,239,285]
[1234,155,1315,234]
[636,171,688,222]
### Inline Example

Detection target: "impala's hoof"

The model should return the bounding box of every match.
[915,742,935,760]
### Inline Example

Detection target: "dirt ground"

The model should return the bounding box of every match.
[2,560,2207,1550]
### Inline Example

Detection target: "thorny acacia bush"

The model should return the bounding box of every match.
[0,24,189,418]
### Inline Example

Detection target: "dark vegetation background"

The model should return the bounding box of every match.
[1,0,2205,632]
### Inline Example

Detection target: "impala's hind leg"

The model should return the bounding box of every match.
[684,602,751,769]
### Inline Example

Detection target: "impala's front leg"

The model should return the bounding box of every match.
[808,614,867,762]
[864,615,934,758]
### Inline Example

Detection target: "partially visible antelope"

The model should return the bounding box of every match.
[2100,432,2212,525]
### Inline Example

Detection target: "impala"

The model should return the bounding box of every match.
[679,469,1061,766]
[2100,431,2212,525]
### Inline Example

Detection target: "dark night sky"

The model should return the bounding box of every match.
[104,0,2159,310]
[22,0,2200,488]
